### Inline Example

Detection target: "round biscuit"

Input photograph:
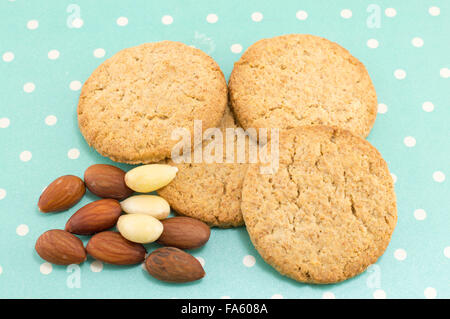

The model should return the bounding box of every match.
[229,34,377,138]
[158,107,251,227]
[78,41,227,163]
[241,125,397,283]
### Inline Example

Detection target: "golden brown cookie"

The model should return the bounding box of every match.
[157,107,251,227]
[78,41,227,164]
[229,34,377,138]
[241,126,397,284]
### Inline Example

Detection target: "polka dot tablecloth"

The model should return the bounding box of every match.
[0,0,448,299]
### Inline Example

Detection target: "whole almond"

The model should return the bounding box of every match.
[65,199,122,235]
[125,164,178,193]
[157,217,210,250]
[35,229,86,265]
[84,164,133,200]
[117,214,163,244]
[38,175,86,213]
[120,195,170,220]
[145,247,205,283]
[86,231,146,265]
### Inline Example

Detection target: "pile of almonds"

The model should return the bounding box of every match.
[35,164,210,283]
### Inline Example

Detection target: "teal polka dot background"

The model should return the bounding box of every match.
[0,0,449,299]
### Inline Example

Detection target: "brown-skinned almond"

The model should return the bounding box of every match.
[157,217,210,249]
[38,175,85,213]
[145,247,205,283]
[86,231,146,265]
[84,164,133,200]
[65,199,122,235]
[35,229,86,265]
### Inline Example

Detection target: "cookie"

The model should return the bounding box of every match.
[78,41,227,164]
[229,34,377,138]
[157,107,251,227]
[241,126,397,283]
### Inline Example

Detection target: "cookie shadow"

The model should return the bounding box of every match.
[235,227,364,293]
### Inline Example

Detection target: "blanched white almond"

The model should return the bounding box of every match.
[125,164,178,193]
[120,195,170,220]
[117,214,163,244]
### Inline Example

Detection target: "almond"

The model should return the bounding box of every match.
[65,199,122,235]
[117,214,163,244]
[125,164,178,193]
[120,195,170,220]
[35,229,86,265]
[84,164,133,200]
[157,217,210,250]
[38,175,86,213]
[145,247,205,283]
[86,231,146,265]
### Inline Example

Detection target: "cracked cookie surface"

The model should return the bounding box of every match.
[229,34,377,138]
[241,125,397,283]
[78,41,227,163]
[158,107,251,227]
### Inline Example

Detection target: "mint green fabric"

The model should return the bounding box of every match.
[0,0,448,298]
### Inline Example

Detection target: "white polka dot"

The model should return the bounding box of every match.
[2,51,14,62]
[271,294,283,299]
[206,14,218,24]
[161,15,173,25]
[394,249,407,261]
[296,10,308,20]
[432,171,445,183]
[414,209,427,221]
[340,9,352,19]
[367,39,379,49]
[231,44,243,54]
[221,296,231,299]
[27,20,39,30]
[385,8,397,18]
[251,12,263,22]
[116,16,128,26]
[69,80,82,91]
[93,48,105,58]
[0,118,10,128]
[71,18,84,28]
[40,262,52,275]
[243,255,256,267]
[0,189,6,200]
[440,68,450,78]
[23,82,35,93]
[422,101,434,112]
[0,265,2,275]
[16,224,29,236]
[20,151,32,162]
[48,50,60,60]
[90,260,103,272]
[378,103,388,114]
[394,69,406,80]
[322,292,336,299]
[391,173,397,184]
[45,115,57,126]
[411,37,424,48]
[403,136,416,147]
[373,289,386,299]
[195,257,205,267]
[429,7,440,16]
[424,287,437,299]
[444,247,450,258]
[68,148,80,159]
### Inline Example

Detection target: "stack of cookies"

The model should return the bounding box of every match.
[77,34,397,284]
